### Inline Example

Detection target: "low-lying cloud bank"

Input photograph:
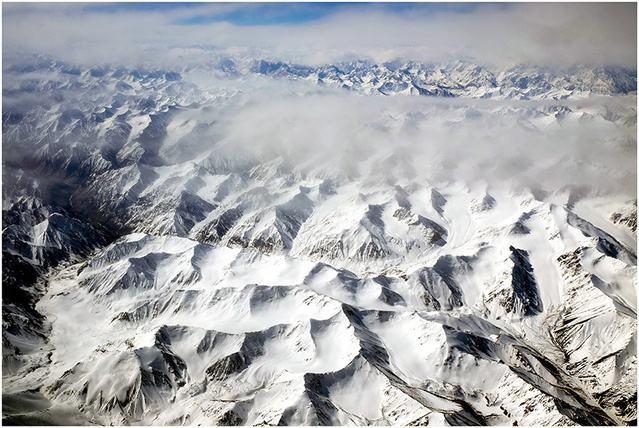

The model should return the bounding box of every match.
[3,59,636,198]
[208,89,637,197]
[3,3,637,68]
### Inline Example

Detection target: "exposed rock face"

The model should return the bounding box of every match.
[610,203,638,233]
[509,246,543,316]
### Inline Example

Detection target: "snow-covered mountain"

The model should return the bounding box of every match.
[244,58,636,99]
[2,55,637,425]
[4,55,637,101]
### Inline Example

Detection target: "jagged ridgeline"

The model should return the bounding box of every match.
[2,54,637,425]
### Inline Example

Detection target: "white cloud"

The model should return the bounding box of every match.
[2,3,636,68]
[173,84,637,196]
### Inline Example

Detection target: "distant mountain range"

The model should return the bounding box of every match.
[5,55,638,101]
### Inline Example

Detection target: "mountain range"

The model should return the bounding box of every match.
[2,55,637,425]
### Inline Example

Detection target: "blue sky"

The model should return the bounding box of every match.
[85,2,493,26]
